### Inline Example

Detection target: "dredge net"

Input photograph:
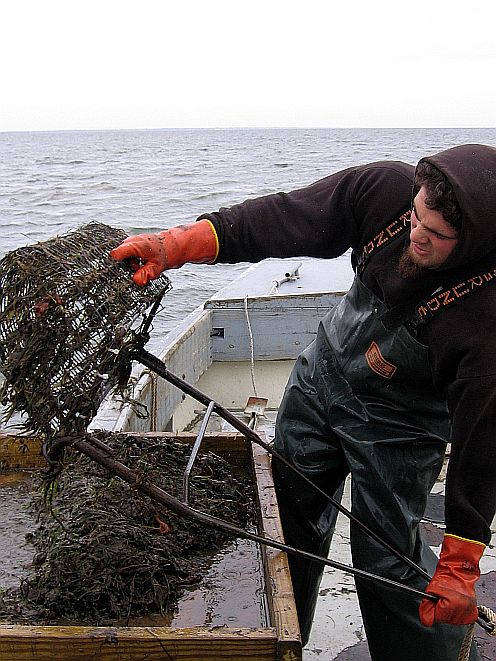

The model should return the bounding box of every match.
[0,222,171,440]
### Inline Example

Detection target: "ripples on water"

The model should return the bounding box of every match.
[1,127,495,348]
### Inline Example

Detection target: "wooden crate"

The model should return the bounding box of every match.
[0,432,301,661]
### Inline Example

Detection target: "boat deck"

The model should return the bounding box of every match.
[306,467,496,660]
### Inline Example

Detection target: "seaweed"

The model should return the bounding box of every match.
[1,432,255,625]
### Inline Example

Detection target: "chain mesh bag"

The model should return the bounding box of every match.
[0,221,171,441]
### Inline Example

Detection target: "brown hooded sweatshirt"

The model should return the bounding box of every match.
[200,143,496,545]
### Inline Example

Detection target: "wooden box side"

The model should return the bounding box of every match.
[251,439,302,661]
[0,625,278,660]
[0,434,45,469]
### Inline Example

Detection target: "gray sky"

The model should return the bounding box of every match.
[2,0,495,132]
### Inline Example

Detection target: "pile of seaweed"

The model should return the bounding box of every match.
[0,432,255,625]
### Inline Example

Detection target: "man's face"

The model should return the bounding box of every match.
[408,186,459,269]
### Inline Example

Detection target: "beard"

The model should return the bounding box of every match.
[397,245,425,279]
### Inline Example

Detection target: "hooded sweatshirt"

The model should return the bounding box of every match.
[200,143,496,544]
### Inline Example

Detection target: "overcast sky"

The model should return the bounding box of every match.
[2,0,495,132]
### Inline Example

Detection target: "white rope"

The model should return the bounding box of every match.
[243,294,258,397]
[244,263,303,397]
[268,280,279,296]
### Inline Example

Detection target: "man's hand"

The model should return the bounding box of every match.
[110,220,218,286]
[419,534,485,626]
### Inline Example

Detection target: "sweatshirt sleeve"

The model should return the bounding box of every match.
[198,162,415,264]
[425,294,496,544]
[444,373,496,544]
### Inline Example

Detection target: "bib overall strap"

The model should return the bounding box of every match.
[407,265,496,332]
[356,210,411,275]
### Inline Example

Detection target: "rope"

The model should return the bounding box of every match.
[478,604,496,633]
[458,623,475,661]
[244,263,303,394]
[268,280,279,296]
[458,605,496,661]
[243,294,258,397]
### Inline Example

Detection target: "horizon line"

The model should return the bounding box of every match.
[2,125,496,135]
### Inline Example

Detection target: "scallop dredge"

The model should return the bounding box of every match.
[0,223,256,624]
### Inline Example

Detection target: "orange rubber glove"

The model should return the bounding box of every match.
[419,534,485,627]
[109,220,219,286]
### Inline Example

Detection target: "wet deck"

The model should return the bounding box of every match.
[305,464,496,661]
[184,404,496,659]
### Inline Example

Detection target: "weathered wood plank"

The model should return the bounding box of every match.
[0,432,250,468]
[0,434,45,469]
[252,440,301,659]
[209,295,344,361]
[0,625,278,660]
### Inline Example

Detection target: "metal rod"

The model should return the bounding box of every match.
[139,286,170,338]
[183,399,215,503]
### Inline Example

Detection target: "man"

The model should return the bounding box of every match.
[110,144,496,660]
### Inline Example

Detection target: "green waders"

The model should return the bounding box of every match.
[273,276,479,660]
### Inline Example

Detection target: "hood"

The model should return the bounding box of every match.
[417,143,496,271]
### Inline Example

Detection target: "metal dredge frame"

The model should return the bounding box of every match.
[0,222,171,441]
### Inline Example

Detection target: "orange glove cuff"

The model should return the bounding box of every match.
[158,219,219,269]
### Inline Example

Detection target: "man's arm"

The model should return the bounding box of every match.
[110,160,415,284]
[419,300,496,626]
[200,162,414,264]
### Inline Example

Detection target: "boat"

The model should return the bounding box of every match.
[1,256,495,660]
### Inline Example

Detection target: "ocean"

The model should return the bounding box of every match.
[1,127,496,350]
